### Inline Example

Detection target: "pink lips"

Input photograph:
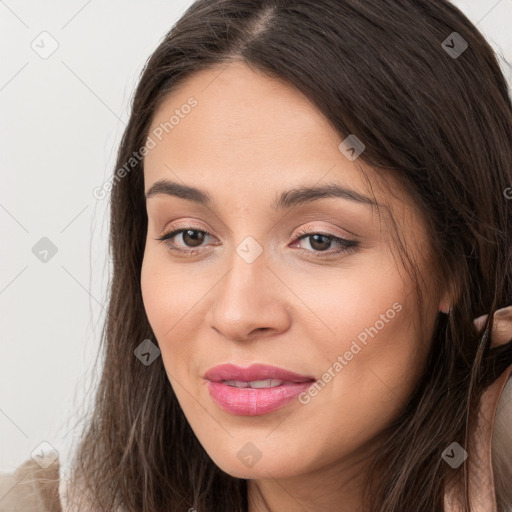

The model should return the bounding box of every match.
[204,363,315,416]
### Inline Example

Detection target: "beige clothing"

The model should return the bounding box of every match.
[0,455,63,512]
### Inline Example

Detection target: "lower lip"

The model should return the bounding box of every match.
[206,381,314,415]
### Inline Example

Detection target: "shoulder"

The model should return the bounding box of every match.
[0,455,62,512]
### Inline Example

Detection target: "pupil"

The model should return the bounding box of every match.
[310,234,330,251]
[184,230,204,247]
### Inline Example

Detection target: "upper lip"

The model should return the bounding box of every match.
[204,363,315,383]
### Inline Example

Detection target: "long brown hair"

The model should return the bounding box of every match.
[66,1,512,510]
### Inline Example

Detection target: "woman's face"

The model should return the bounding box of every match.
[141,62,448,488]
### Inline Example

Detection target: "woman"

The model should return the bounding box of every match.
[3,1,511,511]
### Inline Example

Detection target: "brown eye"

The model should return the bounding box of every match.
[307,234,333,251]
[292,229,359,258]
[181,229,206,247]
[155,227,215,255]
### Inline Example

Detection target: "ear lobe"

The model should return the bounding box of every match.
[438,304,450,314]
[437,290,453,315]
[437,279,461,315]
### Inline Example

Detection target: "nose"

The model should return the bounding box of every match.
[208,245,291,342]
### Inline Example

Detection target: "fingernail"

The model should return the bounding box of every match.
[495,306,512,319]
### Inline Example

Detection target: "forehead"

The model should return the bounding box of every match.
[144,62,431,232]
[144,62,376,198]
[148,61,335,145]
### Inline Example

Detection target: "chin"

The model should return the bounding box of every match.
[224,464,298,481]
[208,450,300,480]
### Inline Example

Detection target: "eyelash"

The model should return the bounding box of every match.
[155,225,358,258]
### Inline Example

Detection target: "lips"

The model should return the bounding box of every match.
[204,363,316,416]
[204,363,315,383]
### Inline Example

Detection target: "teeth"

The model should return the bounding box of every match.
[249,379,283,388]
[223,380,249,388]
[222,379,284,388]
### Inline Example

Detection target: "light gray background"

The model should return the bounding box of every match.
[1,0,511,475]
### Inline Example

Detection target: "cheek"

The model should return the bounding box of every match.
[289,260,429,422]
[141,249,198,335]
[140,249,210,374]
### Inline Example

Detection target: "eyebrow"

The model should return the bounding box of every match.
[145,179,378,210]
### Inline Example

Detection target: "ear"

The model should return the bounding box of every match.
[438,297,451,314]
[437,281,459,314]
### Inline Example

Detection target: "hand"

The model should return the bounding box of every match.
[444,306,512,511]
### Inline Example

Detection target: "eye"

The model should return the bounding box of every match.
[155,225,216,255]
[154,225,359,258]
[291,227,358,258]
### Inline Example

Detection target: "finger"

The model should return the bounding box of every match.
[492,306,512,347]
[473,313,488,332]
[473,306,512,348]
